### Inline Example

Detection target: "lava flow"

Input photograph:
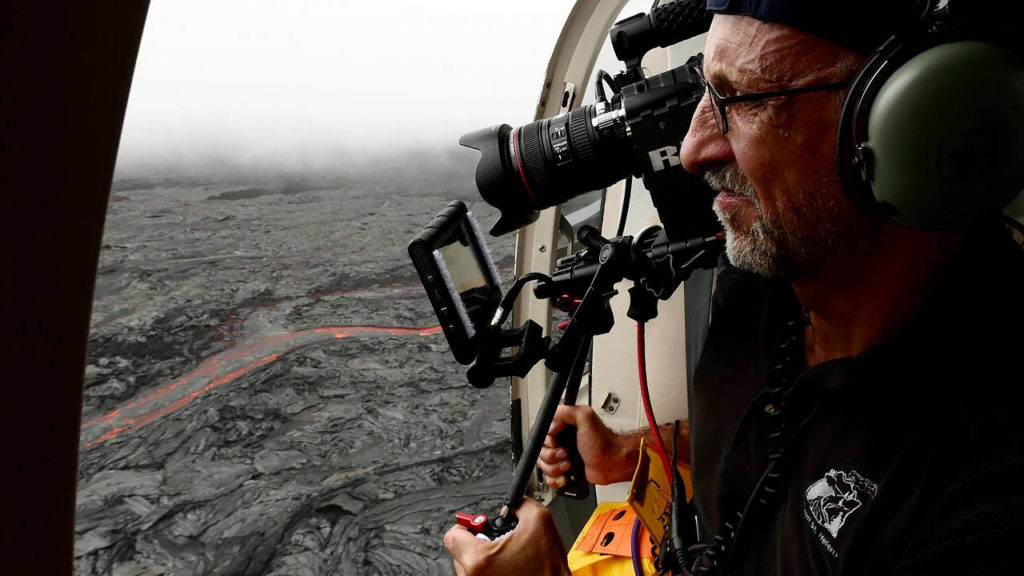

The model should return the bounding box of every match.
[80,324,442,449]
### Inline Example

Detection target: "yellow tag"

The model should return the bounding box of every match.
[625,438,692,542]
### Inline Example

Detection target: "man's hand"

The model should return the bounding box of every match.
[442,499,571,576]
[537,405,636,488]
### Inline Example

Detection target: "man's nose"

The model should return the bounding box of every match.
[681,94,732,174]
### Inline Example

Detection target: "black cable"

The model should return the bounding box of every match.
[587,341,593,407]
[494,272,551,327]
[594,70,612,105]
[672,420,679,472]
[616,177,633,237]
[594,70,619,107]
[563,227,576,255]
[669,419,692,574]
[594,71,606,104]
[725,404,822,559]
[691,316,820,574]
[1004,213,1024,237]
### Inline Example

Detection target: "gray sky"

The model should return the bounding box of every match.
[115,0,582,174]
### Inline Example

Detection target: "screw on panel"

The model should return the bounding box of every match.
[601,393,621,414]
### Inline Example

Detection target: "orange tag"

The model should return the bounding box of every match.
[569,501,659,576]
[591,506,637,557]
[573,508,614,552]
[573,505,653,559]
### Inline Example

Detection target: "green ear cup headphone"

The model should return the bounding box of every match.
[837,0,1024,228]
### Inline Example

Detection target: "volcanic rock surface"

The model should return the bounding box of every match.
[77,165,517,576]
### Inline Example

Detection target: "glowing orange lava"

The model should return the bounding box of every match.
[80,324,441,449]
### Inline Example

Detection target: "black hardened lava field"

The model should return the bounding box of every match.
[76,165,515,576]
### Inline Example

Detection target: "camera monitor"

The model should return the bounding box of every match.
[408,201,502,365]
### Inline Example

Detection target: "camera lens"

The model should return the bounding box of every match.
[460,104,636,236]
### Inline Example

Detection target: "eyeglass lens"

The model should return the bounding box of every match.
[696,66,727,134]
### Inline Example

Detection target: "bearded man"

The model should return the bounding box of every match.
[445,1,1024,574]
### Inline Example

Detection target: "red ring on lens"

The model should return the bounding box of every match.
[511,127,539,208]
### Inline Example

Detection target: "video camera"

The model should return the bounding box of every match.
[459,0,719,244]
[414,0,723,380]
[409,0,721,539]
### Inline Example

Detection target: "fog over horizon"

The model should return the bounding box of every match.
[115,0,575,178]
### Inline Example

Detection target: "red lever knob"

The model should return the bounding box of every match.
[456,512,489,534]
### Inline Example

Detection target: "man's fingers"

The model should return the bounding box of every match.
[443,524,479,562]
[544,474,567,489]
[537,443,570,467]
[537,456,571,480]
[547,405,580,436]
[537,443,571,480]
[515,497,554,525]
[538,445,568,465]
[542,405,601,489]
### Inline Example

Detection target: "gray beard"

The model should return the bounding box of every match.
[705,164,844,279]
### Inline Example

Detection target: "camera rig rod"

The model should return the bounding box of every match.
[492,333,592,533]
[492,233,638,533]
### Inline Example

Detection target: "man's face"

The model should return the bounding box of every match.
[681,15,865,279]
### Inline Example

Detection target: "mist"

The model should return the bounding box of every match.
[115,0,575,177]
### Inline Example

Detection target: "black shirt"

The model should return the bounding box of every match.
[691,224,1024,575]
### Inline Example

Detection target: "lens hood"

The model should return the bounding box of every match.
[460,124,541,236]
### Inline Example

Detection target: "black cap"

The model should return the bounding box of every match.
[706,0,930,53]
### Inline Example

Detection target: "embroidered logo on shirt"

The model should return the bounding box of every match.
[802,469,878,557]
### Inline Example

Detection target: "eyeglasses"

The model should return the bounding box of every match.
[693,58,851,135]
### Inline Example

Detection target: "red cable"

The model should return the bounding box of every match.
[637,321,673,483]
